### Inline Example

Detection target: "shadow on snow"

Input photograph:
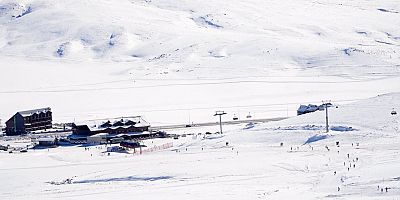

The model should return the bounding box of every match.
[73,175,173,184]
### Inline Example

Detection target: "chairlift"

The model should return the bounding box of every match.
[246,112,252,119]
[233,114,238,120]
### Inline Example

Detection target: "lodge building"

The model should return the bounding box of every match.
[72,116,150,136]
[5,107,52,136]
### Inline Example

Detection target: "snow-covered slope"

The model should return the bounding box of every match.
[0,0,400,124]
[1,0,400,67]
[267,92,400,133]
[0,92,399,200]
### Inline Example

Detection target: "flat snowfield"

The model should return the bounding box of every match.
[0,93,399,199]
[1,0,400,124]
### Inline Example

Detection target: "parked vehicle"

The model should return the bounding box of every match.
[0,145,8,151]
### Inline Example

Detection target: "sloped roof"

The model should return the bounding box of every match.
[18,107,51,117]
[37,137,55,142]
[75,116,150,132]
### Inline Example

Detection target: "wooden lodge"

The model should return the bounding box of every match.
[5,107,52,136]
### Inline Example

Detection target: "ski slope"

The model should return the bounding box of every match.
[0,93,399,199]
[1,1,400,199]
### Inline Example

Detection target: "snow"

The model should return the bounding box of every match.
[0,0,400,198]
[0,0,400,125]
[0,93,400,199]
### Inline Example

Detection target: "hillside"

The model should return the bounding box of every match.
[0,0,400,124]
[0,93,399,199]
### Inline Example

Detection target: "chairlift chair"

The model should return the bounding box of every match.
[233,115,238,120]
[246,112,252,119]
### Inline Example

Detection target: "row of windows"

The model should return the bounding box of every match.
[24,116,52,123]
[25,122,52,128]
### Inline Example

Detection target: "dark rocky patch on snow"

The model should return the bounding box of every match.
[55,43,69,57]
[377,8,399,13]
[192,15,223,29]
[14,6,32,18]
[131,54,143,58]
[375,40,394,45]
[385,32,400,40]
[149,53,170,61]
[343,47,364,56]
[356,31,368,36]
[0,3,33,19]
[109,33,120,46]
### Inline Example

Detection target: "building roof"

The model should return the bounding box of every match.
[116,131,151,137]
[37,137,55,142]
[18,107,51,117]
[88,132,109,138]
[75,116,150,132]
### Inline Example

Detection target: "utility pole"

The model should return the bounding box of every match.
[322,100,331,133]
[214,111,227,134]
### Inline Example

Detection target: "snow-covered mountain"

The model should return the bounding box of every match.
[1,0,399,66]
[1,1,400,197]
[0,0,400,124]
